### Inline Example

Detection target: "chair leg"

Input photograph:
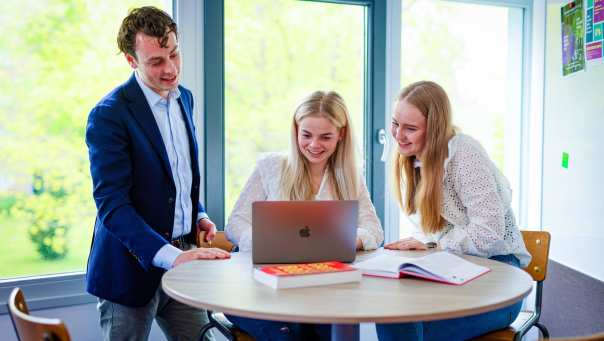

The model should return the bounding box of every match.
[535,323,549,339]
[199,310,219,341]
[200,310,239,341]
[199,321,215,341]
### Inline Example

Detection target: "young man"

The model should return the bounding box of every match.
[85,6,229,340]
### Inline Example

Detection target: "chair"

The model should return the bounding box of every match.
[473,230,551,341]
[8,287,71,341]
[197,230,237,252]
[197,231,254,341]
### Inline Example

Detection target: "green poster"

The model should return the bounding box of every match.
[561,0,586,75]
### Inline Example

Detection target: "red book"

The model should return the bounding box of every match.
[254,261,361,289]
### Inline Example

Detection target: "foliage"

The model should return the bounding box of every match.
[12,173,77,259]
[0,0,163,274]
[16,195,69,260]
[224,0,366,215]
[0,215,92,278]
[0,195,17,215]
[401,0,510,169]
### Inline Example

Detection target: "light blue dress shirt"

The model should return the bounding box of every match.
[134,72,206,269]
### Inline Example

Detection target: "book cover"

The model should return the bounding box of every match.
[354,251,490,285]
[254,261,362,289]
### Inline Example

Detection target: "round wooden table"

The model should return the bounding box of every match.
[162,250,532,341]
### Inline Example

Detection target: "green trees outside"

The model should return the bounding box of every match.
[224,0,365,216]
[0,0,164,278]
[401,0,511,170]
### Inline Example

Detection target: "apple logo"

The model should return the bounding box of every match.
[299,226,311,238]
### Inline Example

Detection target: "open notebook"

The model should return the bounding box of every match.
[354,251,490,285]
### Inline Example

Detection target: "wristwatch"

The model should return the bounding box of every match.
[425,242,437,249]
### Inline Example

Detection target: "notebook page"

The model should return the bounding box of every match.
[355,254,416,275]
[402,252,489,283]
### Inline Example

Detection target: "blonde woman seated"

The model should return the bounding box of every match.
[377,81,531,341]
[225,90,383,340]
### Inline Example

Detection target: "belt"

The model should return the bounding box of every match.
[171,236,186,250]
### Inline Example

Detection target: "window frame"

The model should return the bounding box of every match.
[0,0,537,314]
[446,0,534,228]
[203,0,388,229]
[391,0,535,240]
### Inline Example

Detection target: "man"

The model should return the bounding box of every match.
[85,6,230,340]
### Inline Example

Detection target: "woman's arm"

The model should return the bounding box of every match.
[439,145,508,258]
[225,164,268,252]
[356,180,385,250]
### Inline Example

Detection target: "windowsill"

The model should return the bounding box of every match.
[0,272,95,314]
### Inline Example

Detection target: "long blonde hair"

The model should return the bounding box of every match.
[280,91,359,200]
[393,81,455,233]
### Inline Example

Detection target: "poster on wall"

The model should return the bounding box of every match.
[586,0,604,63]
[561,0,585,75]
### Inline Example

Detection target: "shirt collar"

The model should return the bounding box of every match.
[134,71,180,108]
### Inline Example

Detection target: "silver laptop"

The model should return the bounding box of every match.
[252,200,358,264]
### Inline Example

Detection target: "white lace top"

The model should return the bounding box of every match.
[225,153,384,252]
[404,134,531,267]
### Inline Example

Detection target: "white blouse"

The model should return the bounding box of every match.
[404,134,532,267]
[225,153,384,252]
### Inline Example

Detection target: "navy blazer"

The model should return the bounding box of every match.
[85,74,204,307]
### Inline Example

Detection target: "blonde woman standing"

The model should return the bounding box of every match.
[225,90,383,340]
[377,80,531,341]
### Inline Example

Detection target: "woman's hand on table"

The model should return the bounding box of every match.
[384,237,429,251]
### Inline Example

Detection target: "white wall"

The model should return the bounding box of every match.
[541,1,604,281]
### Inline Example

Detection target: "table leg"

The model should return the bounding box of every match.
[331,323,359,341]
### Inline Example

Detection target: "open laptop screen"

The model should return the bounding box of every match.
[252,200,358,264]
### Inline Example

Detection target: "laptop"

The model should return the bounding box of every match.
[252,200,358,264]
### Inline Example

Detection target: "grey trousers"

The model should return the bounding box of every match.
[98,286,214,341]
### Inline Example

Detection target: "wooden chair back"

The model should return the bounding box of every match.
[198,231,236,252]
[8,287,71,341]
[521,230,551,282]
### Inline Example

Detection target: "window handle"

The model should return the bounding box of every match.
[377,128,391,162]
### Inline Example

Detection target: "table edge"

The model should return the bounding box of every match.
[161,271,532,324]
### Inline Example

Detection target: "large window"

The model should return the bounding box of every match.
[0,0,169,279]
[223,0,366,218]
[398,0,526,237]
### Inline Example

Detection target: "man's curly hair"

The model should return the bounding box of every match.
[117,6,177,58]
